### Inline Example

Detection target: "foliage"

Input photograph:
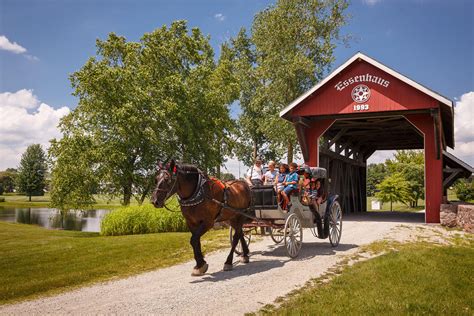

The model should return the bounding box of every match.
[101,201,188,236]
[0,168,17,193]
[220,172,236,181]
[0,222,228,304]
[375,173,411,211]
[367,163,388,196]
[454,179,474,202]
[0,197,4,202]
[50,21,234,208]
[386,150,425,207]
[16,144,47,201]
[0,184,3,195]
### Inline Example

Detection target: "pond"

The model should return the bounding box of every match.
[0,207,111,232]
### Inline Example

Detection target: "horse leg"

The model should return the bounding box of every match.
[223,225,242,271]
[190,222,208,276]
[239,230,250,264]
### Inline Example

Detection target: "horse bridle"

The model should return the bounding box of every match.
[156,168,179,212]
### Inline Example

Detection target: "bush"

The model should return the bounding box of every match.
[100,201,188,236]
[454,179,474,202]
[0,197,5,202]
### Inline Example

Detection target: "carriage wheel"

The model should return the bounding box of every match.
[309,227,318,238]
[270,227,284,244]
[328,201,342,247]
[284,213,303,258]
[229,227,252,255]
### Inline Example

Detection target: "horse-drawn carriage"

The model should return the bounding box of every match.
[152,160,342,275]
[230,167,342,258]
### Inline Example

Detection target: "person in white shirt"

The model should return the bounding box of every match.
[263,160,278,186]
[246,159,263,186]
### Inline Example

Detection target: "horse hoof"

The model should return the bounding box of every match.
[240,256,250,264]
[223,263,233,271]
[191,263,208,276]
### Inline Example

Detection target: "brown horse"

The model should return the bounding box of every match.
[151,160,253,276]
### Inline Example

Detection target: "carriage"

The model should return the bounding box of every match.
[230,167,343,258]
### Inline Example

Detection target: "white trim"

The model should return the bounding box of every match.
[280,52,453,119]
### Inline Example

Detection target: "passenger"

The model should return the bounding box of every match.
[263,160,278,186]
[246,158,263,187]
[281,162,299,210]
[310,179,326,216]
[276,163,288,206]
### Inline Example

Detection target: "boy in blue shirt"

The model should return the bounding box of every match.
[281,162,299,210]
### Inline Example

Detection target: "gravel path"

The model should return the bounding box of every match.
[0,213,426,315]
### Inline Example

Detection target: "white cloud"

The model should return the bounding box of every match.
[362,0,382,5]
[448,91,474,166]
[0,35,38,61]
[0,89,70,170]
[214,13,225,22]
[0,35,26,54]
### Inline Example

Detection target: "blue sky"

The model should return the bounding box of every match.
[0,0,473,172]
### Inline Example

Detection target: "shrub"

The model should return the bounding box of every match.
[454,179,474,202]
[100,201,188,236]
[0,197,5,202]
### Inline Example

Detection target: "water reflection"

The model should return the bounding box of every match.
[0,207,110,232]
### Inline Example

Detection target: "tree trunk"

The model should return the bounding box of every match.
[29,194,31,202]
[123,183,132,206]
[287,141,294,164]
[390,199,393,212]
[253,141,258,162]
[216,165,221,179]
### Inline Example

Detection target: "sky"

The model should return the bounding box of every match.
[0,0,473,177]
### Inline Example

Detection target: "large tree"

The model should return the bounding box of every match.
[375,173,411,212]
[17,144,47,201]
[250,0,349,162]
[50,21,234,208]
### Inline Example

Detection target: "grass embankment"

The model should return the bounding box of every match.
[0,222,228,305]
[367,196,425,212]
[0,193,141,210]
[260,237,474,315]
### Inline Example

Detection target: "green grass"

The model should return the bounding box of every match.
[367,196,425,212]
[0,193,142,210]
[260,239,473,315]
[0,221,229,305]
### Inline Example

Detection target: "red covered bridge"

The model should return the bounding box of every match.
[281,52,472,223]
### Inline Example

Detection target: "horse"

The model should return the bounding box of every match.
[151,159,253,276]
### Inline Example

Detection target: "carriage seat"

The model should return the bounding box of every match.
[251,185,278,209]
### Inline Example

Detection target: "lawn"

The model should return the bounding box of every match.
[367,196,425,212]
[261,238,474,315]
[0,193,143,210]
[0,222,229,305]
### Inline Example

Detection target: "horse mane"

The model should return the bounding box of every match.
[177,163,200,173]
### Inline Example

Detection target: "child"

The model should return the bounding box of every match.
[276,163,288,206]
[281,162,299,210]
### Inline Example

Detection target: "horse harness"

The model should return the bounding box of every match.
[175,168,255,222]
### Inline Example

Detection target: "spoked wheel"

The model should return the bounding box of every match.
[284,213,303,258]
[270,227,284,244]
[229,227,252,255]
[328,201,342,247]
[309,227,318,238]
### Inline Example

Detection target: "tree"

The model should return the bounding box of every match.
[0,168,17,193]
[50,21,234,208]
[224,29,285,166]
[454,179,474,202]
[220,173,236,181]
[386,150,424,207]
[250,0,349,162]
[375,173,411,212]
[367,163,388,196]
[16,144,47,201]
